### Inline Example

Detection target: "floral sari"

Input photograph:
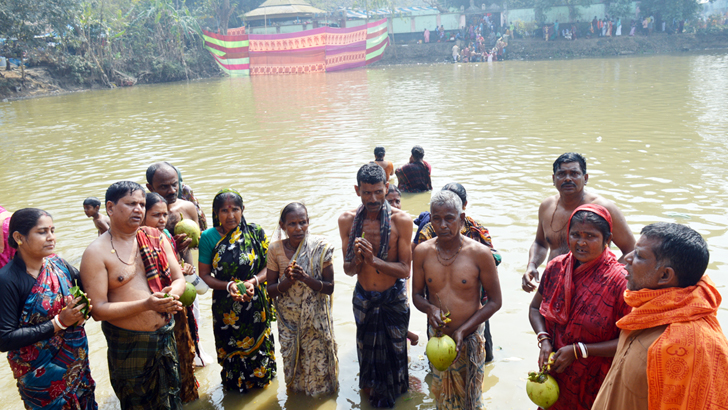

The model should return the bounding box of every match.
[6,255,96,410]
[210,213,276,392]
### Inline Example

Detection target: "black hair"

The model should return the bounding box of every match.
[279,202,308,224]
[411,145,425,161]
[357,163,387,186]
[442,182,466,205]
[374,146,386,160]
[553,152,587,174]
[387,185,401,196]
[145,162,176,185]
[641,223,709,287]
[83,197,101,207]
[106,181,145,205]
[212,191,243,215]
[145,192,168,212]
[570,210,612,245]
[8,208,52,249]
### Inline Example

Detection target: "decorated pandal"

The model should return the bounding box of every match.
[202,19,389,76]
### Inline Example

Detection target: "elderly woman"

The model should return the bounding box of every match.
[267,202,338,396]
[0,208,96,409]
[199,189,276,392]
[529,204,631,410]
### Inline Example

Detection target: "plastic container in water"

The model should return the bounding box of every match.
[186,274,210,295]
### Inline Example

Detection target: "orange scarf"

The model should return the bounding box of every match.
[617,276,728,410]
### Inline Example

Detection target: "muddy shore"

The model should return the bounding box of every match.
[1,31,727,101]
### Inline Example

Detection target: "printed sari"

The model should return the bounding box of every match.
[6,255,96,410]
[210,212,276,392]
[270,233,338,395]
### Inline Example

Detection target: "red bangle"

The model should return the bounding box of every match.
[57,315,69,328]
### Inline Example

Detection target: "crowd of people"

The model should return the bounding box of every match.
[422,14,510,62]
[1,151,728,410]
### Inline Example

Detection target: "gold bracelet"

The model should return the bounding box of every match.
[318,280,324,292]
[573,343,579,359]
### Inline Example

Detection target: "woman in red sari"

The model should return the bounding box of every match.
[529,204,630,410]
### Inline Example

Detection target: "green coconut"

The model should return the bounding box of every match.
[426,334,458,371]
[179,282,197,307]
[526,371,560,409]
[174,215,201,248]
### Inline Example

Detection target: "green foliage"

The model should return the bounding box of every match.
[638,0,702,22]
[0,0,81,46]
[608,0,633,21]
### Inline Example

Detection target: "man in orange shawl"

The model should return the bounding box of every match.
[593,222,728,410]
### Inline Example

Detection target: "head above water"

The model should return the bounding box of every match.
[8,208,53,249]
[83,197,101,208]
[106,181,145,205]
[356,162,387,186]
[374,146,386,160]
[146,162,179,204]
[212,189,244,228]
[553,152,586,175]
[639,222,709,288]
[411,146,425,161]
[83,197,101,217]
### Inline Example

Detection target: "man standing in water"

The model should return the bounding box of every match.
[338,163,413,408]
[395,146,432,193]
[413,190,501,409]
[81,181,186,410]
[145,162,199,250]
[522,153,634,292]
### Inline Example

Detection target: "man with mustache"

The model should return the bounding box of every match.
[338,163,413,407]
[522,153,634,292]
[146,162,199,252]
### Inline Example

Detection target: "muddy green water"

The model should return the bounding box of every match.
[1,52,728,410]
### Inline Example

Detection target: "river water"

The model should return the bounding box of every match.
[1,52,728,410]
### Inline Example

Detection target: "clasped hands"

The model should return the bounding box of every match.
[353,237,375,266]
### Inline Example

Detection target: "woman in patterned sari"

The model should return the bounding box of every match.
[0,208,96,409]
[267,203,338,396]
[198,189,276,392]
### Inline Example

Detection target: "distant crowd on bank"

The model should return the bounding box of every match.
[421,14,510,62]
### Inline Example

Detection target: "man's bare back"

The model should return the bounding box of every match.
[338,206,412,292]
[93,215,110,236]
[414,237,500,336]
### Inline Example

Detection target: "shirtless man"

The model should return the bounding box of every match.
[338,163,413,408]
[413,190,501,409]
[83,197,110,235]
[522,152,635,292]
[145,162,199,253]
[80,181,186,410]
[374,146,394,180]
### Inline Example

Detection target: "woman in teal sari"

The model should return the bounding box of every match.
[199,189,276,392]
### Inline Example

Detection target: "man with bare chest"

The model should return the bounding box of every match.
[338,163,413,408]
[413,190,501,409]
[146,162,199,255]
[522,153,635,292]
[80,181,186,410]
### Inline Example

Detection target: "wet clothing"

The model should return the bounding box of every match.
[395,161,432,193]
[102,321,181,410]
[353,279,410,407]
[430,324,486,410]
[202,208,276,392]
[268,235,338,395]
[1,254,96,410]
[595,276,728,410]
[537,204,631,410]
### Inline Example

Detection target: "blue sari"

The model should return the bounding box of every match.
[6,255,96,410]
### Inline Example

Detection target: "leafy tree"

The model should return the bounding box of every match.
[608,0,634,21]
[0,0,81,45]
[638,0,702,22]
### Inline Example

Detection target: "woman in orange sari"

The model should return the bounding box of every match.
[529,204,631,410]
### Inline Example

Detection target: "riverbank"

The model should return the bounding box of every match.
[2,31,727,101]
[377,31,728,65]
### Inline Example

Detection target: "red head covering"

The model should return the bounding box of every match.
[540,203,619,325]
[566,203,612,235]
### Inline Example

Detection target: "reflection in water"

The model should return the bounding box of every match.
[1,52,728,410]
